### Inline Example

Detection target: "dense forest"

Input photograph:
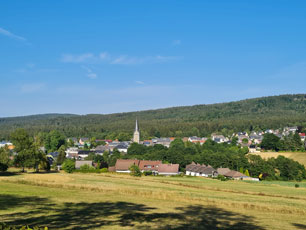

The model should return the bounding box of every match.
[1,94,306,140]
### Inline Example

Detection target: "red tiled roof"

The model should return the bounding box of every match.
[157,164,179,173]
[115,159,140,171]
[138,160,162,171]
[299,133,306,137]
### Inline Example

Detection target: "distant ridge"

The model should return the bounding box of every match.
[1,94,306,139]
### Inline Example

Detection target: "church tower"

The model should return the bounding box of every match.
[133,119,140,144]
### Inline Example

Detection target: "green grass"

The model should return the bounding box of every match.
[1,171,306,229]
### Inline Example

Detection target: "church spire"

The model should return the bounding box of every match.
[135,119,139,131]
[133,118,140,143]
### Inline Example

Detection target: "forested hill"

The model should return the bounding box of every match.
[1,94,306,140]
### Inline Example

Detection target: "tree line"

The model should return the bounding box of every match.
[1,94,306,140]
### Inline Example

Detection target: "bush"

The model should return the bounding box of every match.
[79,164,91,171]
[143,171,152,176]
[295,183,300,188]
[129,165,141,177]
[62,159,75,173]
[217,175,228,181]
[101,168,108,173]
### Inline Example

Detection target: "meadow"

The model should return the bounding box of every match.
[1,171,306,230]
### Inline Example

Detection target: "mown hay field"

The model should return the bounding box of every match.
[249,151,306,167]
[1,172,306,230]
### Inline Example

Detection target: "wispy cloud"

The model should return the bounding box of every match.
[61,52,182,65]
[135,81,145,85]
[111,55,182,65]
[172,40,181,46]
[0,27,26,41]
[99,52,109,59]
[61,53,94,63]
[81,65,97,79]
[21,83,45,93]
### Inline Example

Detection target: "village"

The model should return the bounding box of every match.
[2,120,304,181]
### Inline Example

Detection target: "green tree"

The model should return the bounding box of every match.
[62,159,75,173]
[293,132,303,151]
[127,143,146,155]
[10,129,33,172]
[45,130,66,152]
[129,164,141,177]
[261,133,281,151]
[244,169,250,177]
[56,145,67,165]
[0,147,10,172]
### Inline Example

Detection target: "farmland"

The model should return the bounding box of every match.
[250,151,306,167]
[1,172,306,230]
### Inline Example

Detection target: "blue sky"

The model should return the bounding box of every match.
[1,0,306,117]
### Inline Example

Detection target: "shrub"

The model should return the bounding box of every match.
[217,175,228,181]
[295,183,300,188]
[62,159,75,173]
[129,165,141,177]
[143,171,152,176]
[79,164,91,171]
[100,168,108,173]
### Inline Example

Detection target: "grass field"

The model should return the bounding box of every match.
[1,172,306,230]
[249,151,306,166]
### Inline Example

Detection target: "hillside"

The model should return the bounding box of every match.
[1,94,306,139]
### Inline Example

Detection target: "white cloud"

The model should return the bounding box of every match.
[81,65,97,79]
[135,81,145,85]
[61,52,182,65]
[111,55,182,65]
[172,40,181,46]
[0,27,26,41]
[99,52,108,59]
[21,83,45,93]
[87,73,97,79]
[61,53,94,63]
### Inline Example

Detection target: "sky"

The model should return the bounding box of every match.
[1,0,306,117]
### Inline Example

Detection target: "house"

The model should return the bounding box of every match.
[143,140,153,146]
[114,159,140,173]
[248,145,260,153]
[224,170,249,180]
[79,138,90,146]
[95,145,112,153]
[112,159,180,175]
[78,150,94,159]
[186,162,218,177]
[114,143,129,153]
[138,160,162,172]
[157,163,179,176]
[188,137,207,145]
[0,141,13,149]
[152,138,173,148]
[211,134,228,143]
[299,133,306,142]
[67,137,78,145]
[249,135,263,145]
[66,147,79,159]
[75,160,93,169]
